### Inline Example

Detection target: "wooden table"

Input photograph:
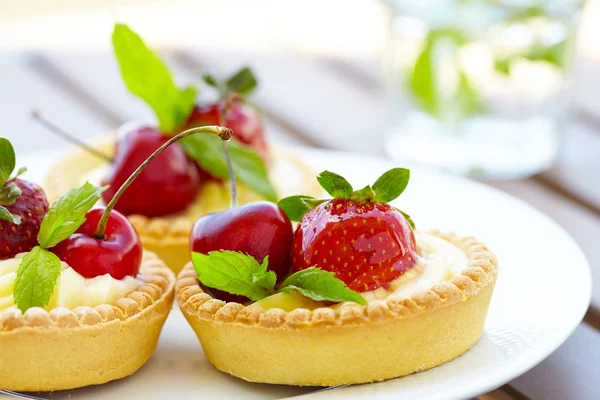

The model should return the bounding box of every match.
[2,48,599,399]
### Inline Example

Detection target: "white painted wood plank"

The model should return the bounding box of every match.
[539,122,600,212]
[167,50,387,155]
[0,52,109,155]
[510,323,600,400]
[42,50,310,148]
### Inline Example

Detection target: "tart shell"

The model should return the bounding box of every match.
[0,251,175,392]
[44,138,321,273]
[176,231,498,386]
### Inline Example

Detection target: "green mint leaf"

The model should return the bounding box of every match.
[372,168,410,203]
[191,251,276,301]
[14,166,27,178]
[226,67,257,95]
[112,23,196,132]
[350,185,375,202]
[0,206,21,224]
[398,209,416,229]
[180,135,277,201]
[317,171,353,198]
[277,195,320,222]
[37,182,105,249]
[0,183,22,206]
[279,267,367,305]
[0,138,16,186]
[14,246,62,312]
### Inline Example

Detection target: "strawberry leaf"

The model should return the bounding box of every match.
[14,246,62,312]
[372,168,410,203]
[202,73,221,90]
[0,206,21,224]
[350,185,375,202]
[179,134,277,202]
[226,67,257,95]
[0,183,22,206]
[112,23,196,133]
[14,167,27,178]
[398,209,416,229]
[277,195,323,222]
[37,182,105,249]
[279,267,367,305]
[191,251,277,301]
[0,137,16,186]
[317,171,353,198]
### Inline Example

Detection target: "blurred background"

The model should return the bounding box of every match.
[1,2,600,398]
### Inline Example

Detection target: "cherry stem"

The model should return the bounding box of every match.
[31,109,114,162]
[220,93,238,208]
[94,125,233,239]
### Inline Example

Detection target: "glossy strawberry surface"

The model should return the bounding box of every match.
[291,199,417,292]
[186,102,268,160]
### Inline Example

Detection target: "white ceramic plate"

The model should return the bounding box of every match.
[3,148,591,400]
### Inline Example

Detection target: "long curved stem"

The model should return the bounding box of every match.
[94,125,233,239]
[219,94,238,208]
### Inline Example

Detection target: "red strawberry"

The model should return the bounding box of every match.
[186,102,268,161]
[283,168,417,293]
[0,178,49,259]
[291,199,417,292]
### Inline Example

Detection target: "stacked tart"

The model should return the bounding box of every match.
[44,24,319,273]
[0,137,175,391]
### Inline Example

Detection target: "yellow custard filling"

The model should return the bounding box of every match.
[254,232,468,311]
[80,159,310,223]
[0,255,140,312]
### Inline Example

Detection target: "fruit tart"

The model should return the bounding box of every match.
[43,24,320,273]
[176,166,498,386]
[0,135,209,391]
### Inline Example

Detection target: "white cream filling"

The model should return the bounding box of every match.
[362,233,469,302]
[0,254,140,312]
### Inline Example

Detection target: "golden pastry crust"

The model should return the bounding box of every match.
[44,137,322,273]
[0,251,176,391]
[176,231,498,386]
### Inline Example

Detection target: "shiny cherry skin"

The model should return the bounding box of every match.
[51,208,142,279]
[101,123,202,217]
[186,102,268,160]
[190,201,293,302]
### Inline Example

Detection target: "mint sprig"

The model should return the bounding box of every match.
[37,182,106,249]
[13,246,62,312]
[179,131,277,202]
[14,182,105,312]
[279,267,366,305]
[0,137,27,224]
[192,251,366,305]
[112,24,197,133]
[278,167,414,228]
[191,251,276,301]
[0,137,16,185]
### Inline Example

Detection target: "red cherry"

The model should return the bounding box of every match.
[190,201,293,302]
[51,209,142,279]
[101,124,202,217]
[291,199,417,292]
[186,103,268,160]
